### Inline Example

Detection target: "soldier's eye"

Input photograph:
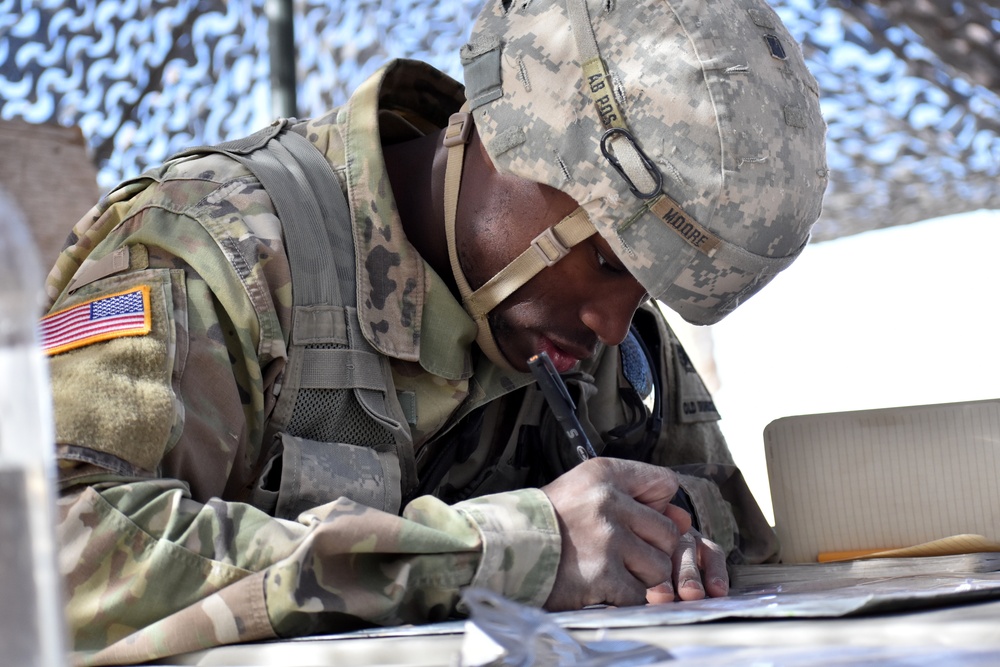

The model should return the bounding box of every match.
[596,248,626,275]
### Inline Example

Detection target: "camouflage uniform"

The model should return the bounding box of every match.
[44,59,773,666]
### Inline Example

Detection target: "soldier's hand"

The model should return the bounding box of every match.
[645,529,729,604]
[541,458,692,610]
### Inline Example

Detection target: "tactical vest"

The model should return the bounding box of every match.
[172,120,416,520]
[173,121,739,540]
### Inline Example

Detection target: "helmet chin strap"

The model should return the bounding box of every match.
[442,108,598,373]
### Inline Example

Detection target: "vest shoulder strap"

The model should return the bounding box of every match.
[172,120,416,514]
[173,119,353,308]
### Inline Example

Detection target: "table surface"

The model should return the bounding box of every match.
[149,555,1000,666]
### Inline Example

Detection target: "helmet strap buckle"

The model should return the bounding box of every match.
[443,111,473,147]
[530,226,571,267]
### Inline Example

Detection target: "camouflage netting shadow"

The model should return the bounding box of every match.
[1,0,998,240]
[800,0,1000,240]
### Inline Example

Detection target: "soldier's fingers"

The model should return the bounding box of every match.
[627,497,682,555]
[596,458,680,512]
[621,531,674,592]
[598,560,651,608]
[673,530,705,601]
[663,502,693,536]
[698,535,730,598]
[646,581,674,605]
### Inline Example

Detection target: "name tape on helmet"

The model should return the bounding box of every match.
[582,57,627,131]
[651,195,722,256]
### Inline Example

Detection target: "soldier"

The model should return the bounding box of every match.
[42,0,826,663]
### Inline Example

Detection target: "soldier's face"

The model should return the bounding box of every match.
[457,138,648,374]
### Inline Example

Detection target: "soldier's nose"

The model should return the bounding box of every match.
[580,280,647,346]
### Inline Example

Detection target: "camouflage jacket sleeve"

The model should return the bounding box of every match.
[60,481,557,665]
[47,158,560,666]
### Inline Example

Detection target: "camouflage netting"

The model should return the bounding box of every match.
[1,0,998,241]
[804,0,1000,240]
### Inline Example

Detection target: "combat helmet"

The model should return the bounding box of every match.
[442,0,828,370]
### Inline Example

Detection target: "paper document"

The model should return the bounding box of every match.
[764,399,1000,563]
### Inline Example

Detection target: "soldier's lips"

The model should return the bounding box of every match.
[537,337,582,373]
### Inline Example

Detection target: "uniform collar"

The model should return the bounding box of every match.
[342,60,474,380]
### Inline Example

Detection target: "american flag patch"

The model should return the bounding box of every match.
[40,286,152,356]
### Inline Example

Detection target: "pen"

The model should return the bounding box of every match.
[529,351,698,521]
[527,351,599,466]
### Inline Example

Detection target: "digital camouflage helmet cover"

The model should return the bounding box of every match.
[444,0,828,368]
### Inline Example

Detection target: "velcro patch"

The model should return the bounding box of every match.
[40,286,152,356]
